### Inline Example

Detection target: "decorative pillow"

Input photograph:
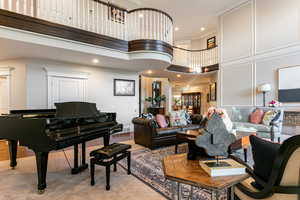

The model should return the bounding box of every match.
[156,114,168,128]
[262,110,278,125]
[184,111,192,124]
[169,110,187,127]
[250,135,281,189]
[250,108,264,124]
[141,113,154,119]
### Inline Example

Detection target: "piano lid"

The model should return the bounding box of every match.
[55,102,100,119]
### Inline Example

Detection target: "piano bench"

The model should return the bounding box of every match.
[89,143,131,191]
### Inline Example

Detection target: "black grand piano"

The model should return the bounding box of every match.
[0,102,123,193]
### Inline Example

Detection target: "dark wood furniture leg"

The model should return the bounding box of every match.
[175,143,178,154]
[106,165,111,190]
[127,151,131,175]
[8,140,17,169]
[90,158,95,186]
[243,148,248,163]
[104,134,110,146]
[35,151,49,194]
[113,155,117,172]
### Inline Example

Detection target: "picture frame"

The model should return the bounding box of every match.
[210,82,217,101]
[108,6,125,24]
[207,36,216,49]
[114,79,135,96]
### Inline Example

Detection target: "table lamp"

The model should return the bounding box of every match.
[258,83,271,107]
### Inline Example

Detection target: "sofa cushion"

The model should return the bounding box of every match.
[250,135,281,189]
[156,114,168,128]
[250,108,264,124]
[156,127,181,136]
[233,122,279,133]
[262,110,279,126]
[181,124,201,131]
[169,110,187,126]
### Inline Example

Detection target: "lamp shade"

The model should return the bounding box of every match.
[258,83,272,92]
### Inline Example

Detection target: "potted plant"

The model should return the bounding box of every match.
[145,95,166,108]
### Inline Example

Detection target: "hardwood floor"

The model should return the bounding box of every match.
[0,132,132,161]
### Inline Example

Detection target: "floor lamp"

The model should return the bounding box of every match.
[258,83,271,107]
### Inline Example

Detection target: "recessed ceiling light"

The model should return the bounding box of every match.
[138,13,144,18]
[177,74,181,78]
[147,70,153,74]
[200,27,206,31]
[175,27,179,31]
[92,59,99,64]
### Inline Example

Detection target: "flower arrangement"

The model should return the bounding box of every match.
[269,100,282,107]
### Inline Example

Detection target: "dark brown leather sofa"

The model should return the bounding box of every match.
[132,115,204,149]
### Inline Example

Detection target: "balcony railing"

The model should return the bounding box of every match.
[0,0,173,45]
[172,46,219,73]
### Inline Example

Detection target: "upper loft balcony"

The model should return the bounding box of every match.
[0,0,174,70]
[0,0,219,73]
[168,45,219,74]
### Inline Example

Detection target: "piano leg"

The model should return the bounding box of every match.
[8,140,17,169]
[35,151,49,194]
[71,143,88,174]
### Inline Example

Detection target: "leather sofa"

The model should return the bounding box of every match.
[132,115,204,149]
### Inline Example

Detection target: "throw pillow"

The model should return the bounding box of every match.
[169,110,187,127]
[262,110,278,126]
[250,108,264,124]
[184,110,192,124]
[156,114,168,128]
[250,135,281,189]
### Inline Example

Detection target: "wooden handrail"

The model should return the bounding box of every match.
[128,8,173,23]
[173,45,218,52]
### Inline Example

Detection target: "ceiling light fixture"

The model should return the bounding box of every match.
[147,70,153,74]
[175,27,179,31]
[92,59,99,64]
[200,27,206,31]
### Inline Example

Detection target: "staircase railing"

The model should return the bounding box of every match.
[172,46,219,73]
[0,0,173,45]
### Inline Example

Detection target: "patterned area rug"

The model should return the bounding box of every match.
[119,145,230,200]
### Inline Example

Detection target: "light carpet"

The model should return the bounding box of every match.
[0,142,165,200]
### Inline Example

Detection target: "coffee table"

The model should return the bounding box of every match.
[162,153,249,200]
[175,129,256,161]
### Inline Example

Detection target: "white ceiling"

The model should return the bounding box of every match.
[112,0,247,40]
[0,38,169,72]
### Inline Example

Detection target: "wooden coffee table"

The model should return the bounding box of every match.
[162,153,249,200]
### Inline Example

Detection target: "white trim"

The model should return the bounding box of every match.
[0,67,14,76]
[216,0,251,16]
[44,67,89,79]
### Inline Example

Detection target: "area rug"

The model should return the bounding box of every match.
[118,145,229,200]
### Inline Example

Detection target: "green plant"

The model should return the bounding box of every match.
[145,95,166,106]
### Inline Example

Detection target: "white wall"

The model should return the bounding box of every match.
[0,59,27,110]
[27,59,139,132]
[219,0,300,111]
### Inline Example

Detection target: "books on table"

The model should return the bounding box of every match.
[199,159,246,177]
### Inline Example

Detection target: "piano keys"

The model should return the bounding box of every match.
[0,102,123,194]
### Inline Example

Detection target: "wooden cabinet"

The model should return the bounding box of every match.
[181,92,201,114]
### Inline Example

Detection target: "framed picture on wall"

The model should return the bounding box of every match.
[108,6,125,24]
[210,82,217,101]
[114,79,135,96]
[207,36,216,49]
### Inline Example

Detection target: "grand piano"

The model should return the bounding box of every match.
[0,102,123,193]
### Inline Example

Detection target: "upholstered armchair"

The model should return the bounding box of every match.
[232,135,300,200]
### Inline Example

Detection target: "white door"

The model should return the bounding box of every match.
[48,76,86,109]
[0,76,9,114]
